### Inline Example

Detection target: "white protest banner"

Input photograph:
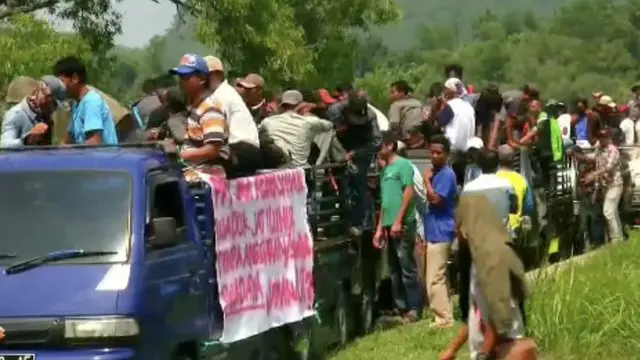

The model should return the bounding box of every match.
[199,168,315,343]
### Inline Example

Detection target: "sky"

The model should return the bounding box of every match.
[115,0,176,47]
[49,0,177,48]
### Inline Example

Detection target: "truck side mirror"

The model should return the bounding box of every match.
[147,217,179,249]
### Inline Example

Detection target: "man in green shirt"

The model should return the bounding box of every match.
[374,131,421,322]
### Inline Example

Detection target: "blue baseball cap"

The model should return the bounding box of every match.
[169,54,209,76]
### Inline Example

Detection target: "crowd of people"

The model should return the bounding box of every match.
[1,54,636,360]
[373,65,634,360]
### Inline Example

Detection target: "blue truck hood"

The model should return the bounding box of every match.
[0,264,124,317]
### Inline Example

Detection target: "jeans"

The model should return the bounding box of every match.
[603,184,623,242]
[345,154,373,230]
[578,196,605,248]
[384,222,421,313]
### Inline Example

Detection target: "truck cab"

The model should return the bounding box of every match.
[0,145,214,359]
[0,144,365,360]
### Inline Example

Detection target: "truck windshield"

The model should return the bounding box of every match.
[0,170,131,264]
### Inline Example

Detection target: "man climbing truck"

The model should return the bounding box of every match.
[0,144,366,360]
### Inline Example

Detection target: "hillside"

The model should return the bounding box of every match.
[146,0,570,58]
[376,0,567,50]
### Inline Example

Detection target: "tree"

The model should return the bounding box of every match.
[186,0,399,87]
[0,15,92,98]
[355,0,640,109]
[0,0,186,55]
[0,0,121,55]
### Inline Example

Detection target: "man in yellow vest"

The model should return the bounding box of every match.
[496,144,535,238]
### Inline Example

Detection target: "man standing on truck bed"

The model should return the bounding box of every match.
[259,90,334,166]
[438,77,476,185]
[331,91,382,236]
[53,56,118,145]
[387,80,423,142]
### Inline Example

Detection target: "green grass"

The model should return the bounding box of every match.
[330,234,640,360]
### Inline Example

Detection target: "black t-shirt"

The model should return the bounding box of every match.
[146,105,170,130]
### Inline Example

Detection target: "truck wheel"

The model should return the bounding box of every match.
[335,285,352,346]
[358,289,375,335]
[291,319,318,360]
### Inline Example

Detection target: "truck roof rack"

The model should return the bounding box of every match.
[0,142,166,152]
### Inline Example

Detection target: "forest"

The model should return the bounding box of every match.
[1,0,639,111]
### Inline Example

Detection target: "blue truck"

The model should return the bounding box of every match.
[0,144,376,360]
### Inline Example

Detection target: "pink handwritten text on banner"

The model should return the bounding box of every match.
[199,168,315,343]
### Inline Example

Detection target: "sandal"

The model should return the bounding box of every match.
[428,320,454,329]
[381,309,402,316]
[400,310,420,324]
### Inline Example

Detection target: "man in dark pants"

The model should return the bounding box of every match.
[334,91,382,237]
[570,146,606,249]
[374,131,421,322]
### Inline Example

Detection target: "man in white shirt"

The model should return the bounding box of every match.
[462,149,517,234]
[620,105,636,145]
[204,56,260,149]
[203,55,262,175]
[632,106,640,144]
[438,77,476,183]
[557,112,572,142]
[260,90,335,166]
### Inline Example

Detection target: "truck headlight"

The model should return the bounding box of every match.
[64,317,139,339]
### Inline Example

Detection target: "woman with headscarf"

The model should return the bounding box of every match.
[439,193,537,360]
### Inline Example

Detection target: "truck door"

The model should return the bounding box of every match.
[143,170,210,357]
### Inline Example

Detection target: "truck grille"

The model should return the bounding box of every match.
[0,318,64,349]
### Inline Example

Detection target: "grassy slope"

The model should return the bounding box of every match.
[330,233,640,360]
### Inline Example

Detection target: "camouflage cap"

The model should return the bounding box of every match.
[6,76,38,103]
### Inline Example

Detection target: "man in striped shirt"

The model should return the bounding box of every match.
[170,54,229,170]
[171,54,262,178]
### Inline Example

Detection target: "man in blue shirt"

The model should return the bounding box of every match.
[421,134,457,328]
[53,56,118,145]
[573,97,590,146]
